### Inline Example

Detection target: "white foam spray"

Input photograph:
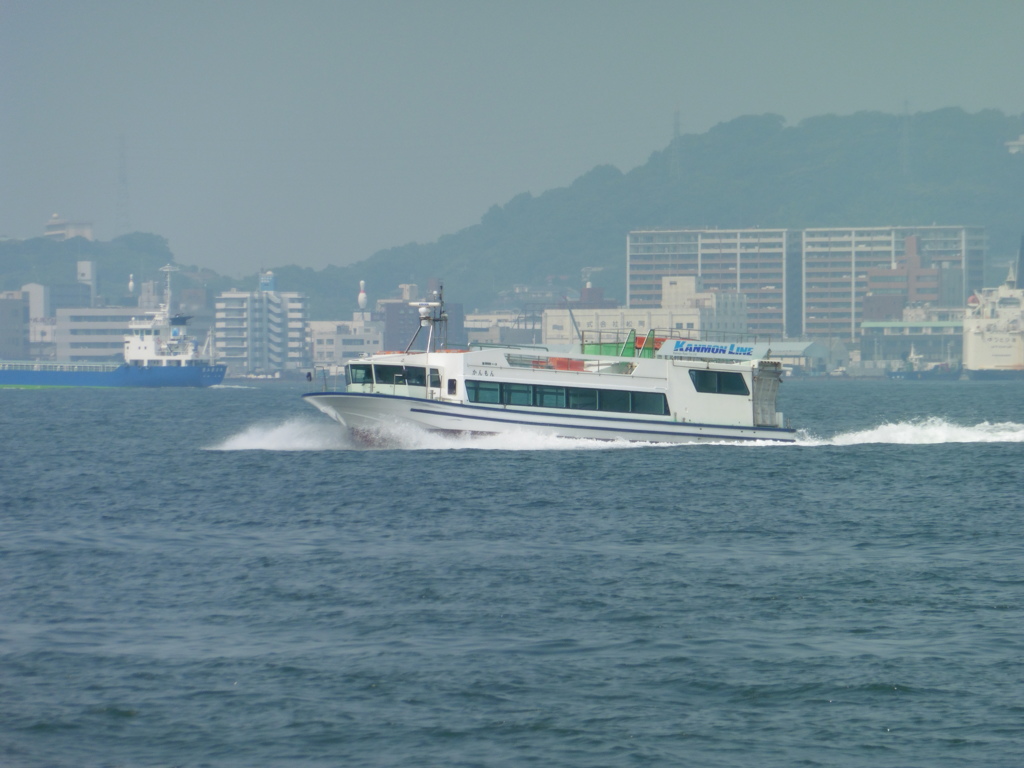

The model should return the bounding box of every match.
[807,417,1024,446]
[206,418,354,451]
[372,422,652,451]
[206,416,1024,452]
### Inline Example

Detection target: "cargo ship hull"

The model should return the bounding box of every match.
[0,362,226,388]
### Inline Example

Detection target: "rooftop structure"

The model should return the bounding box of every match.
[43,214,94,241]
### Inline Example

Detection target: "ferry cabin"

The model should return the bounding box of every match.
[338,346,787,434]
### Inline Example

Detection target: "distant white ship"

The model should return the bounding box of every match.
[963,235,1024,380]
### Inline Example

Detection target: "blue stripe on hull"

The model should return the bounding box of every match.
[0,364,227,388]
[303,391,797,442]
[407,406,789,442]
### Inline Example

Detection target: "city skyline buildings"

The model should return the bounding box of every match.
[627,225,984,342]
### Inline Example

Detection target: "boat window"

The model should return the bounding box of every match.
[503,382,532,406]
[348,364,372,385]
[598,389,631,413]
[403,366,426,387]
[430,368,441,388]
[690,370,717,393]
[466,379,501,404]
[689,369,749,396]
[567,387,597,410]
[374,365,406,384]
[447,378,457,395]
[631,391,670,415]
[719,372,749,395]
[534,385,566,408]
[465,379,669,416]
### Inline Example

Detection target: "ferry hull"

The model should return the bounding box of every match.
[303,392,797,444]
[0,364,227,388]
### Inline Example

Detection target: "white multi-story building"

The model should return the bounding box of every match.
[308,312,384,366]
[627,228,797,337]
[214,272,310,376]
[543,276,747,345]
[43,214,94,241]
[54,307,140,362]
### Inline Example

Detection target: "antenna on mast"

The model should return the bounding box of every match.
[116,135,132,234]
[159,264,179,312]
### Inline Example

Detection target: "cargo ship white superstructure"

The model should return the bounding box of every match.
[963,235,1024,380]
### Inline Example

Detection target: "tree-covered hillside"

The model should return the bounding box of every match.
[0,232,236,303]
[4,108,1022,317]
[296,108,1024,316]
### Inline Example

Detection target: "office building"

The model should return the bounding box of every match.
[54,307,139,362]
[544,276,746,346]
[308,313,384,366]
[628,225,984,342]
[0,291,29,359]
[213,272,310,376]
[627,228,799,338]
[801,226,983,341]
[43,214,94,241]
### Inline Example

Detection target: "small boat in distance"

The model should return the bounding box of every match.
[0,265,226,388]
[886,346,962,381]
[303,286,797,444]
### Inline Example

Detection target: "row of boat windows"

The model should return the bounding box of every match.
[466,380,670,415]
[348,362,748,401]
[348,364,442,388]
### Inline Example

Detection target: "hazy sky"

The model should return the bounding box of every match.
[3,0,1023,276]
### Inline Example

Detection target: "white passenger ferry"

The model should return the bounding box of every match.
[303,289,796,444]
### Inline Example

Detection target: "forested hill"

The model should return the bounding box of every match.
[3,108,1023,317]
[293,107,1024,316]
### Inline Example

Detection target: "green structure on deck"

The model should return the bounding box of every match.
[581,329,660,359]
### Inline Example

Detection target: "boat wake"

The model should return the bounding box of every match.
[802,417,1024,446]
[205,417,1024,452]
[205,419,657,452]
[206,418,355,451]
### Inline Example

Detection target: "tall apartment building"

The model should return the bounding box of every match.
[213,272,309,375]
[801,226,984,341]
[0,291,29,359]
[627,226,984,342]
[627,228,800,338]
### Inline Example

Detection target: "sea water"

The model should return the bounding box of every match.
[2,379,1023,767]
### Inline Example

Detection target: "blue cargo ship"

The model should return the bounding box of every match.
[0,265,226,388]
[0,359,225,388]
